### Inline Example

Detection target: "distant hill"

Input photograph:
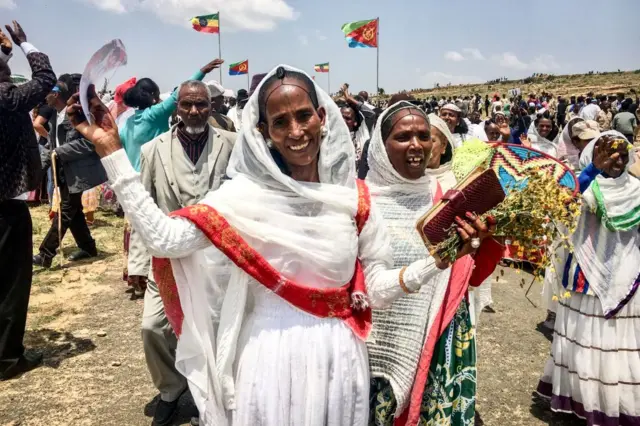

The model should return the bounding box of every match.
[382,70,640,100]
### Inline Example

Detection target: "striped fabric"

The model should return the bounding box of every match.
[561,253,594,296]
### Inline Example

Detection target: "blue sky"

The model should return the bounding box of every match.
[2,0,639,96]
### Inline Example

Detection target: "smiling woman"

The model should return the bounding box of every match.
[66,65,473,426]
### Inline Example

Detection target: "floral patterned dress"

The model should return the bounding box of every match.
[370,299,477,426]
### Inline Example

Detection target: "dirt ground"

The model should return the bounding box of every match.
[0,207,586,426]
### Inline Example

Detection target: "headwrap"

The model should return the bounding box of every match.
[441,103,461,113]
[366,101,432,190]
[560,130,640,317]
[114,77,136,104]
[205,80,225,98]
[365,102,450,417]
[527,118,560,157]
[557,116,584,170]
[425,113,457,191]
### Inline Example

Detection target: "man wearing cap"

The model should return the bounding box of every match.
[127,79,235,426]
[0,21,56,380]
[205,80,236,132]
[571,120,601,153]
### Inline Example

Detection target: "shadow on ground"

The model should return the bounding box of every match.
[23,328,96,368]
[529,393,585,425]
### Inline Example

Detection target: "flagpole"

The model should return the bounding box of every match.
[218,13,223,84]
[328,69,331,95]
[247,71,250,91]
[376,17,379,96]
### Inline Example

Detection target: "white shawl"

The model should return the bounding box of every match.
[571,130,640,316]
[170,65,362,424]
[557,117,583,170]
[366,102,450,416]
[527,121,561,158]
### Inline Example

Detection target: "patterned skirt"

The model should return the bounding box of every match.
[369,300,477,425]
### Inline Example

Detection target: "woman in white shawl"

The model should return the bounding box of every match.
[336,99,370,170]
[536,130,640,426]
[366,103,502,426]
[439,103,470,149]
[66,66,482,426]
[523,113,561,157]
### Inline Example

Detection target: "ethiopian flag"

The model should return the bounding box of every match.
[314,63,330,73]
[341,18,378,48]
[191,13,219,34]
[229,60,249,76]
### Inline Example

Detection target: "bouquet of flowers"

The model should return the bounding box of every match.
[435,142,582,277]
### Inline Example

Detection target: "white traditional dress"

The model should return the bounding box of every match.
[537,130,640,426]
[101,66,443,426]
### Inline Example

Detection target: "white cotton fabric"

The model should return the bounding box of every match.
[528,121,561,157]
[226,106,242,131]
[353,113,370,162]
[571,130,640,315]
[538,292,640,421]
[557,117,584,170]
[102,66,443,426]
[579,103,601,121]
[366,103,450,416]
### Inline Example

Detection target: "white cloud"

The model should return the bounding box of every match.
[76,0,297,31]
[444,51,465,62]
[422,71,483,88]
[493,52,528,70]
[0,0,16,9]
[492,52,560,72]
[529,54,560,72]
[315,30,327,41]
[462,48,484,60]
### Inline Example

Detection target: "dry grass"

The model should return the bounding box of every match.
[393,70,640,100]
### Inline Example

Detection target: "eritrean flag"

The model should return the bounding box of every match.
[229,60,249,76]
[191,13,219,34]
[314,63,329,73]
[341,18,378,48]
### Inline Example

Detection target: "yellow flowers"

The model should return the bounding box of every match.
[434,169,581,276]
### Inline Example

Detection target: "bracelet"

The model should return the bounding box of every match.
[399,266,413,294]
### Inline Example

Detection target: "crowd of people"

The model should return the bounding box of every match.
[1,20,639,426]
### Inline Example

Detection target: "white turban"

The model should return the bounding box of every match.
[441,103,461,113]
[205,80,225,98]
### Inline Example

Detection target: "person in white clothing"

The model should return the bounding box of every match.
[226,88,248,132]
[67,65,490,426]
[439,103,470,148]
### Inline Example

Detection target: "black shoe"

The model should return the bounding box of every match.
[152,398,179,426]
[68,249,97,262]
[0,351,43,381]
[33,254,52,268]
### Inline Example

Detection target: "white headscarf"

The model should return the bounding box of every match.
[527,117,561,157]
[557,116,584,170]
[426,113,458,191]
[365,103,449,416]
[170,65,362,422]
[570,130,640,316]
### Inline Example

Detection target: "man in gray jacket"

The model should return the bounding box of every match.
[33,74,107,268]
[127,80,235,426]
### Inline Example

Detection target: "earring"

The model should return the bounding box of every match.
[321,126,328,137]
[266,138,274,148]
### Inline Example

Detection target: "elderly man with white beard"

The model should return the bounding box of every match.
[126,80,235,426]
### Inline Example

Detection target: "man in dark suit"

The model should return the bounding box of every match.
[33,74,108,268]
[0,21,56,381]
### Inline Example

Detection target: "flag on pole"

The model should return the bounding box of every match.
[229,60,249,75]
[341,19,378,48]
[314,63,330,73]
[191,13,220,34]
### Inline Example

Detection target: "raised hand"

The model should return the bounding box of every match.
[592,136,619,171]
[519,133,532,148]
[0,28,12,55]
[66,84,121,157]
[4,20,26,45]
[201,58,224,74]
